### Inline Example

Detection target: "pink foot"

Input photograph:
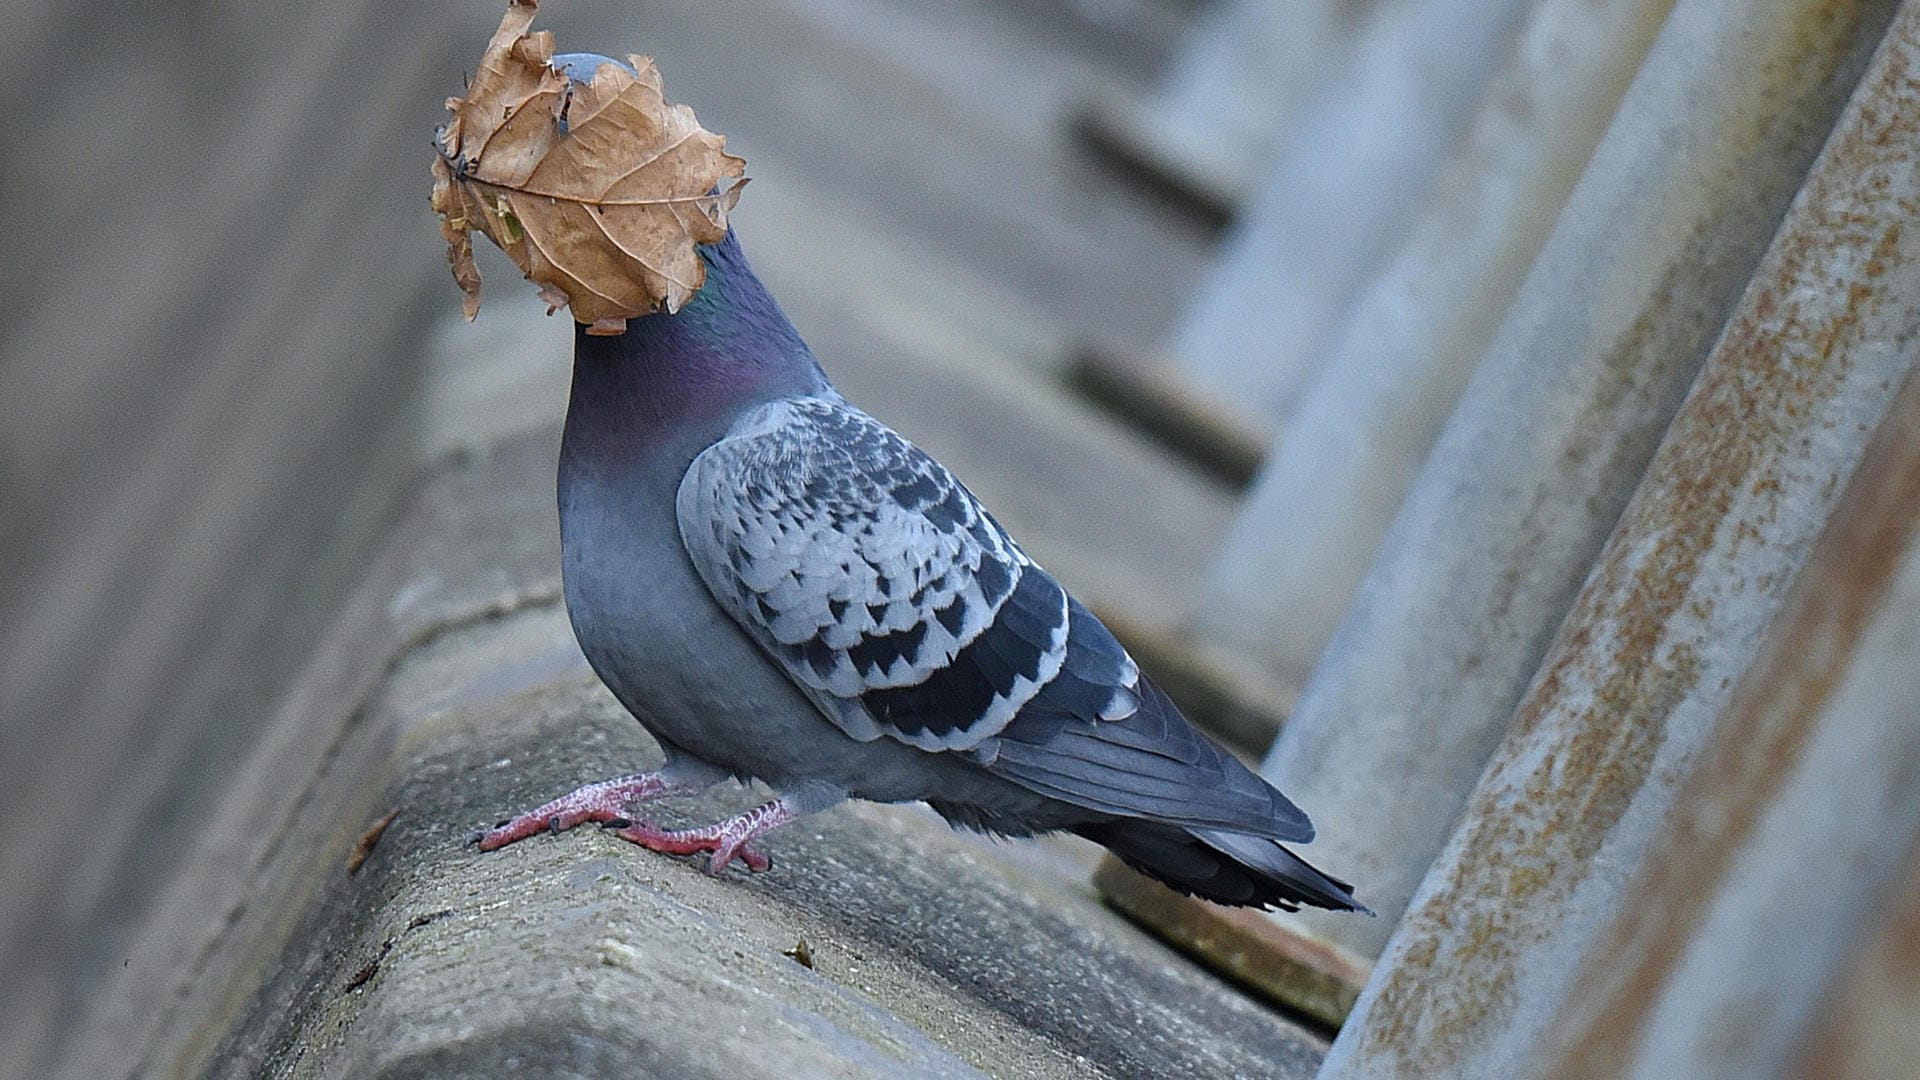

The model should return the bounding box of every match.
[605,797,798,874]
[476,772,683,851]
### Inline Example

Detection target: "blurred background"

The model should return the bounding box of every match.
[5,0,1919,1077]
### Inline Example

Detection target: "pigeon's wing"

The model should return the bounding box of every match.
[980,601,1313,841]
[677,396,1079,751]
[678,396,1313,843]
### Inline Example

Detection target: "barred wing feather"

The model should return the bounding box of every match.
[678,396,1071,751]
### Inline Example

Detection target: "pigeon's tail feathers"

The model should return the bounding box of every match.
[1191,827,1372,913]
[987,636,1362,910]
[1081,819,1369,913]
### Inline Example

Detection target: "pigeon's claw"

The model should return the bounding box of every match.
[605,797,797,873]
[605,820,772,872]
[475,772,682,851]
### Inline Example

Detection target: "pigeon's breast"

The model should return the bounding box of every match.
[558,465,793,747]
[556,456,941,800]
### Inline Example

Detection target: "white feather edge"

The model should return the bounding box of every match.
[677,397,1073,752]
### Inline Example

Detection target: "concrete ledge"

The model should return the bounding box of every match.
[1064,345,1268,490]
[73,432,1330,1079]
[1068,99,1241,232]
[1096,858,1371,1031]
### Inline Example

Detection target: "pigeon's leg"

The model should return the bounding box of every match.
[475,756,727,851]
[605,797,799,874]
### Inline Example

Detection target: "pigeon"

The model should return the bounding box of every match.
[476,66,1363,913]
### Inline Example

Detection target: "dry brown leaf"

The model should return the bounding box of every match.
[347,807,400,875]
[430,0,747,334]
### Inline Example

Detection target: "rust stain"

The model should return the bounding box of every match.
[1550,368,1920,1078]
[1349,5,1920,1072]
[1545,16,1920,1071]
[1480,0,1886,696]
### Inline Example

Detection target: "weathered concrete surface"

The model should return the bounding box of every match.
[1159,0,1537,434]
[1063,348,1270,488]
[1789,829,1920,1079]
[1537,348,1920,1078]
[69,434,1329,1080]
[0,3,466,1073]
[1072,0,1378,217]
[1322,3,1920,1072]
[62,433,567,1080]
[1254,0,1901,968]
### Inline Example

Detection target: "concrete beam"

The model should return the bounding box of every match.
[1322,4,1920,1072]
[1542,331,1920,1080]
[1160,0,1538,436]
[1251,0,1898,976]
[1189,0,1676,692]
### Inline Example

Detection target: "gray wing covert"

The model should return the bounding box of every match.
[677,396,1069,751]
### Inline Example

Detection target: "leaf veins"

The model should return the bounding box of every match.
[430,0,747,333]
